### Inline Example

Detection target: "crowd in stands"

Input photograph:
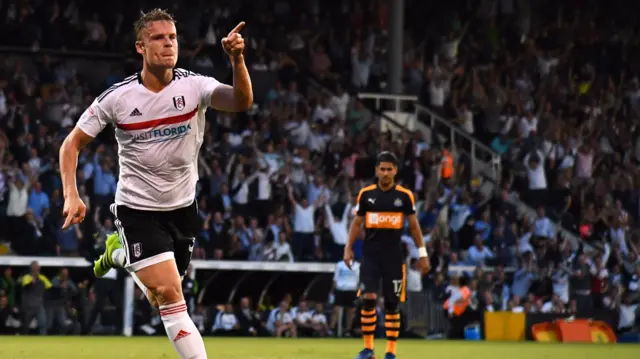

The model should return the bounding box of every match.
[0,0,639,337]
[408,0,640,334]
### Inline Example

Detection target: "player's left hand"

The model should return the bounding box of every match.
[222,22,246,59]
[418,256,431,275]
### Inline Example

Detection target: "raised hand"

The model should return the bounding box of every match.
[221,22,246,59]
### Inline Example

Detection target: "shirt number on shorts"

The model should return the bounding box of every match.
[392,279,403,298]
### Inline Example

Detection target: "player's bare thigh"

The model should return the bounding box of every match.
[134,257,184,306]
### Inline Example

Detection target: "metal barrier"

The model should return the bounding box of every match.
[357,93,501,182]
[415,104,501,182]
[403,291,449,337]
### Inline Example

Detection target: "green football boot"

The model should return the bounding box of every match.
[93,232,122,278]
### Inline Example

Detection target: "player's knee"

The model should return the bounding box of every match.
[147,290,160,308]
[384,300,399,313]
[362,298,377,311]
[149,284,182,306]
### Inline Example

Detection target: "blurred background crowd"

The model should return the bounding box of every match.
[0,0,639,338]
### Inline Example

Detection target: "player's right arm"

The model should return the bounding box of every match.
[60,100,112,228]
[60,127,94,199]
[344,188,367,269]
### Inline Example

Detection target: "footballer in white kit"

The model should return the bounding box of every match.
[59,9,252,359]
[76,68,217,274]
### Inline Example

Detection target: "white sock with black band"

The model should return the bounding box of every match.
[160,300,207,359]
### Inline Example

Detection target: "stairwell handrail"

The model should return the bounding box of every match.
[414,103,500,158]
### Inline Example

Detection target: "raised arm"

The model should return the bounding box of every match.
[210,22,253,112]
[286,184,297,206]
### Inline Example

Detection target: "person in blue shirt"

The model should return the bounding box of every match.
[474,210,492,242]
[93,149,117,212]
[27,182,50,221]
[55,221,81,256]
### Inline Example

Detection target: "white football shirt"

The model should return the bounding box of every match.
[76,69,220,211]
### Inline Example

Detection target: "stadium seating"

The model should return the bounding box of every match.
[0,0,637,339]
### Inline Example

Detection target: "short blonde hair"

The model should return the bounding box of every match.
[133,8,175,40]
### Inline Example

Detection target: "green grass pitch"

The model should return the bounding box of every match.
[0,337,637,359]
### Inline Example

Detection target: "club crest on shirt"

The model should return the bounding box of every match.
[133,243,142,258]
[394,198,403,207]
[173,95,186,111]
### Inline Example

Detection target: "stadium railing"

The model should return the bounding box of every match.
[0,256,509,336]
[357,93,502,181]
[356,92,594,255]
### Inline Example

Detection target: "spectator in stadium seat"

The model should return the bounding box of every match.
[350,41,374,90]
[474,210,492,242]
[571,254,593,312]
[211,183,234,216]
[467,235,495,267]
[311,302,329,337]
[274,231,294,262]
[533,207,555,242]
[5,173,29,241]
[14,209,43,255]
[330,84,350,120]
[267,301,297,338]
[247,227,265,262]
[309,38,332,81]
[0,293,20,334]
[523,150,547,209]
[629,264,640,296]
[511,254,538,300]
[92,147,117,213]
[324,200,352,253]
[236,297,266,336]
[1,268,16,309]
[210,212,230,259]
[447,195,472,250]
[288,183,321,261]
[55,221,82,256]
[249,164,274,226]
[27,181,49,223]
[294,300,315,337]
[212,303,241,336]
[551,263,571,306]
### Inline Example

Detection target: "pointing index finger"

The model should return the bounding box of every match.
[229,21,245,34]
[62,214,72,230]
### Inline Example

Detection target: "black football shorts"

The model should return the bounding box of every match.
[359,243,406,303]
[110,201,199,277]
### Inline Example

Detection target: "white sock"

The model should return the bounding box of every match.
[111,248,126,267]
[160,300,207,359]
